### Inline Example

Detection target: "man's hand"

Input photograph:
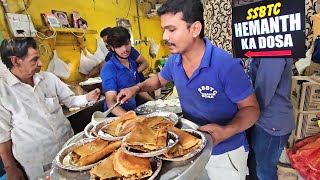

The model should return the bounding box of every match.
[198,123,234,147]
[5,165,26,180]
[116,85,140,104]
[86,88,101,102]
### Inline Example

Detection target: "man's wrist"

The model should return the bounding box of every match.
[135,84,142,93]
[224,124,239,137]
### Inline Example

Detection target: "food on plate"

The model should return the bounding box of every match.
[113,148,152,179]
[90,152,122,179]
[142,116,174,129]
[124,122,167,152]
[70,138,121,166]
[90,148,153,180]
[115,117,146,137]
[163,126,202,158]
[102,111,138,136]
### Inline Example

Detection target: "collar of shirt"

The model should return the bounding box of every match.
[6,71,44,87]
[110,54,135,70]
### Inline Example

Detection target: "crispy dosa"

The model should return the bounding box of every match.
[163,126,202,158]
[90,152,122,180]
[113,148,152,179]
[142,116,174,129]
[70,138,121,166]
[102,111,137,136]
[124,122,167,152]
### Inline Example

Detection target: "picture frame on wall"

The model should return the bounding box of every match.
[52,10,71,28]
[41,13,61,28]
[71,11,88,29]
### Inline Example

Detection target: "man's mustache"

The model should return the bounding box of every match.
[164,40,175,46]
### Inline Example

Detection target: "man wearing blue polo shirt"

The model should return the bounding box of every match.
[247,58,294,180]
[101,26,153,116]
[117,0,260,179]
[87,27,149,81]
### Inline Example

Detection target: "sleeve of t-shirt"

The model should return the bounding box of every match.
[130,47,140,61]
[159,56,174,81]
[100,64,117,93]
[222,59,254,103]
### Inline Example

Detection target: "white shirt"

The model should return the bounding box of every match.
[0,71,88,179]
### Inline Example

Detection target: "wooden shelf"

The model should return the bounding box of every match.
[39,27,97,34]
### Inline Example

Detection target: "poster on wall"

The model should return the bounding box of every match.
[231,0,305,58]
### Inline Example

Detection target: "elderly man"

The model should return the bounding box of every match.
[0,37,100,180]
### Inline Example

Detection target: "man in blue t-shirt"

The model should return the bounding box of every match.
[87,27,149,81]
[101,26,153,116]
[116,0,260,179]
[247,58,294,180]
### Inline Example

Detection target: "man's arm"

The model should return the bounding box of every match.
[199,93,260,146]
[136,55,149,74]
[117,73,169,104]
[137,92,154,101]
[105,91,127,117]
[86,61,105,78]
[48,73,99,107]
[0,140,25,180]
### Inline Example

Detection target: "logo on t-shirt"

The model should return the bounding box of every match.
[198,86,218,99]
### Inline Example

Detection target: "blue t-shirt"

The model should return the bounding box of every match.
[105,47,145,81]
[100,54,140,114]
[248,58,294,136]
[160,38,254,155]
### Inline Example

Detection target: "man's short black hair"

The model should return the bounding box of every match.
[107,26,131,49]
[100,27,112,38]
[157,0,204,39]
[0,37,37,69]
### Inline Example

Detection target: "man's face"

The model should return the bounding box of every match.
[102,36,111,51]
[112,40,131,60]
[14,47,42,76]
[160,12,195,54]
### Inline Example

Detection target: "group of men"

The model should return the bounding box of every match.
[0,0,294,180]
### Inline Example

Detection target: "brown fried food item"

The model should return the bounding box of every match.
[142,116,174,130]
[113,148,152,179]
[102,111,137,136]
[70,138,121,166]
[89,152,122,180]
[124,122,167,152]
[163,126,202,158]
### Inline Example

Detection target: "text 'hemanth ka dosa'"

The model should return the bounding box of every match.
[233,2,301,50]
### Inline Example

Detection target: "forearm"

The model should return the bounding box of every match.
[136,56,149,74]
[225,106,259,136]
[138,74,164,93]
[0,140,17,170]
[87,66,100,78]
[138,92,154,101]
[137,65,147,74]
[63,95,88,108]
[111,106,127,117]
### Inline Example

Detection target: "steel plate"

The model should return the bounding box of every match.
[55,138,100,171]
[121,131,179,158]
[157,129,207,161]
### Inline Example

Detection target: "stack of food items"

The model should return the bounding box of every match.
[90,149,153,179]
[57,111,204,179]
